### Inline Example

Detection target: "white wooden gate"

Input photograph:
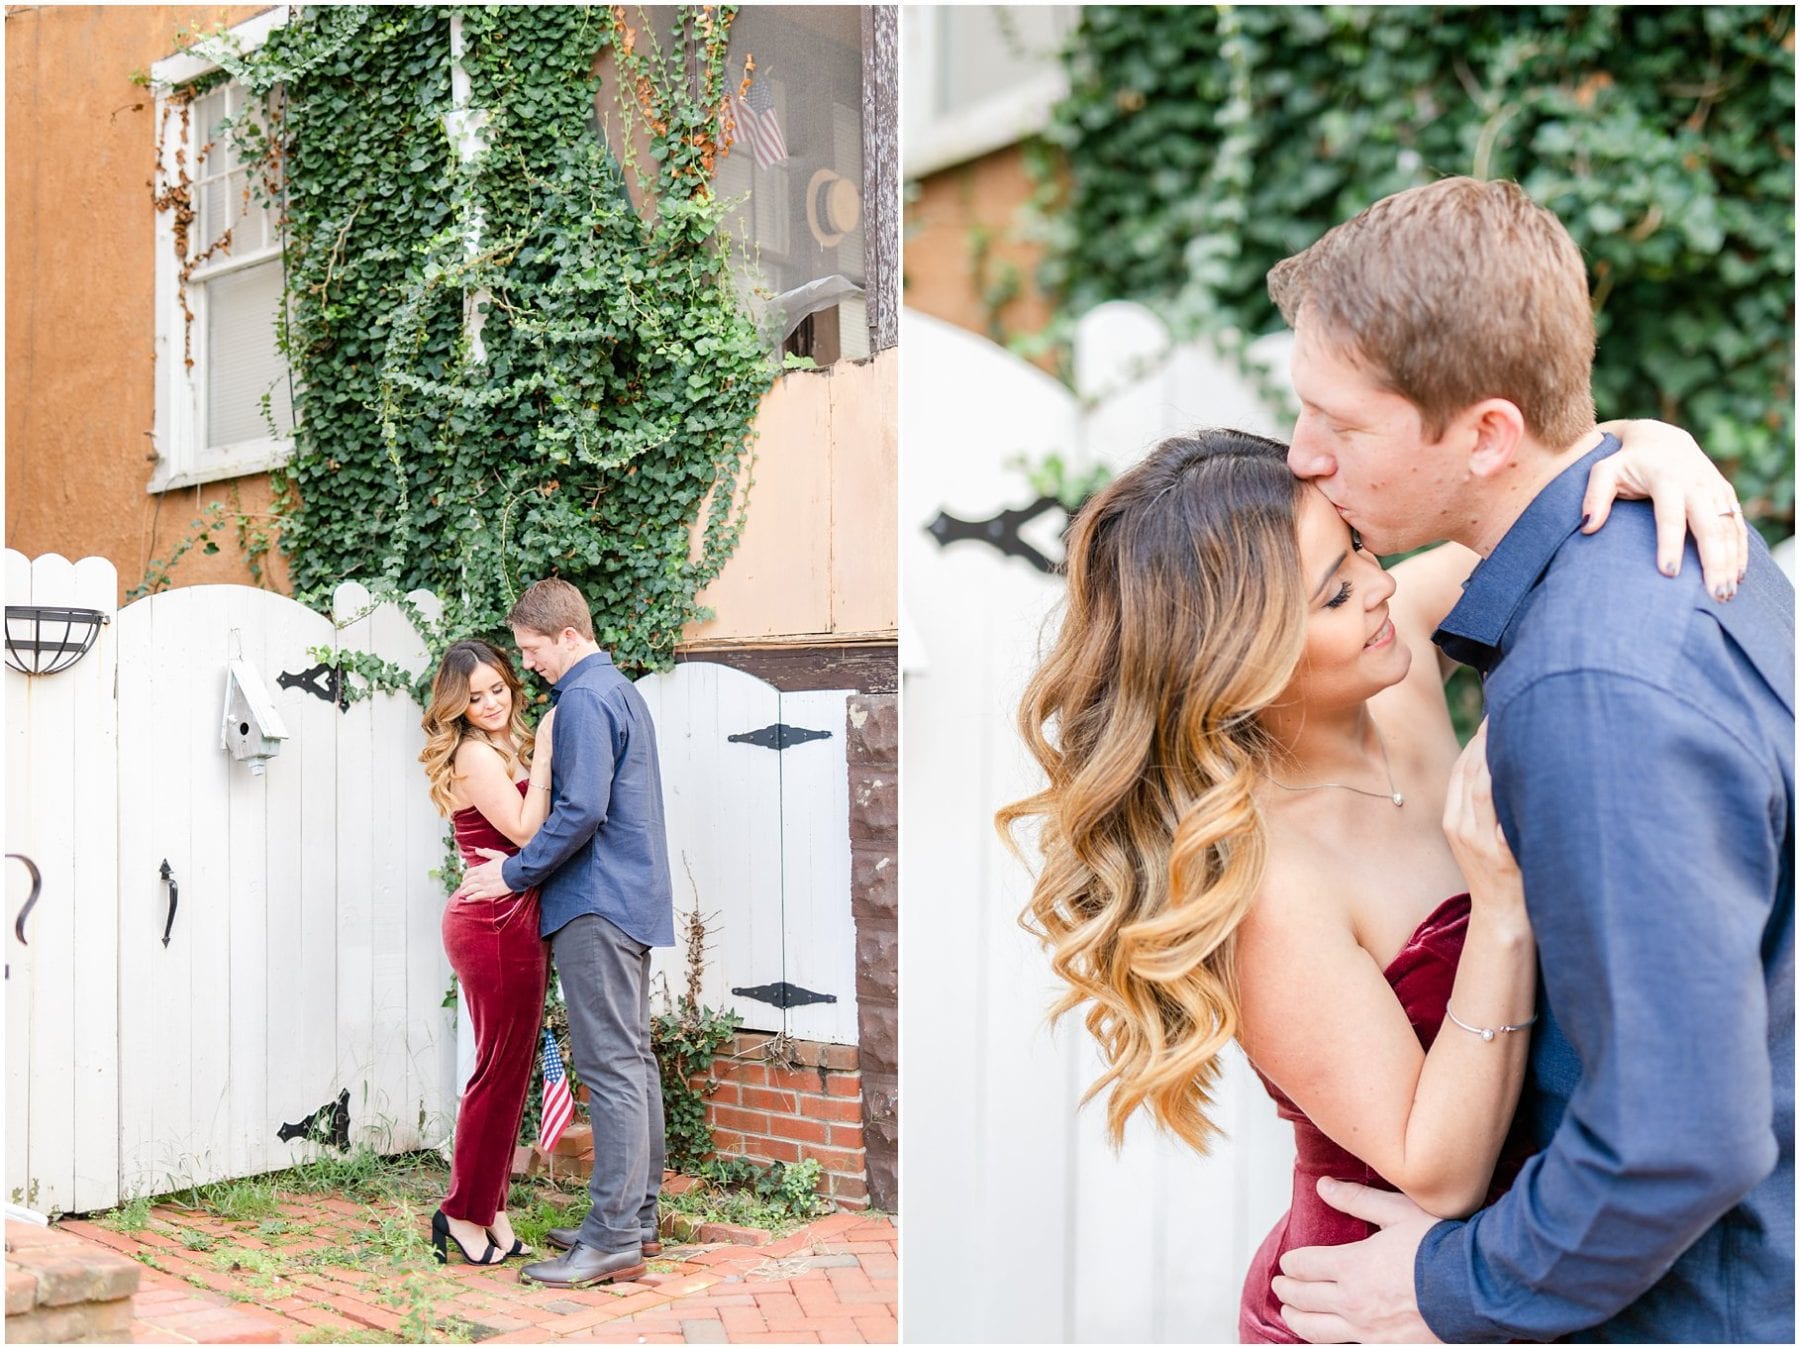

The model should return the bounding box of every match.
[902,307,1297,1342]
[637,663,859,1046]
[7,557,453,1213]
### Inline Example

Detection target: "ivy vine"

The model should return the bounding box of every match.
[1026,5,1795,537]
[179,3,771,675]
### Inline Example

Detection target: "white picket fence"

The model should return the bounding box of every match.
[901,305,1298,1343]
[7,553,860,1217]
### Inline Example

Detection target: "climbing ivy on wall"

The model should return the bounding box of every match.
[193,3,769,673]
[1028,5,1795,536]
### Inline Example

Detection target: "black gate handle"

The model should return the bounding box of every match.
[8,853,41,947]
[159,859,178,948]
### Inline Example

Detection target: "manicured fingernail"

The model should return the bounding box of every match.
[1581,512,1592,530]
[1714,583,1730,601]
[1662,561,1678,577]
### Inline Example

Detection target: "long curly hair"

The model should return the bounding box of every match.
[420,639,537,817]
[997,429,1309,1153]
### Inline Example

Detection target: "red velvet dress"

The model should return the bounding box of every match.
[1239,893,1522,1343]
[440,779,550,1227]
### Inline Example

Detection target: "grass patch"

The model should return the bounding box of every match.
[662,1158,829,1237]
[98,1193,152,1233]
[181,1174,283,1221]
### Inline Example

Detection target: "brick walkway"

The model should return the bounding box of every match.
[58,1201,896,1344]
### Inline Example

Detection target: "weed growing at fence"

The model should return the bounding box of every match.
[663,1156,827,1234]
[96,1192,152,1233]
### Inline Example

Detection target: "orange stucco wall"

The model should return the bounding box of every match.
[4,4,286,600]
[903,145,1054,359]
[5,5,895,646]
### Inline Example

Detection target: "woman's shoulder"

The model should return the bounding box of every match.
[1239,833,1356,958]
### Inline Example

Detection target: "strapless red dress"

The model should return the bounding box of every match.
[1239,893,1521,1343]
[440,779,549,1228]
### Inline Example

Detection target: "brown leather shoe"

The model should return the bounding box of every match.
[518,1242,645,1288]
[547,1225,662,1257]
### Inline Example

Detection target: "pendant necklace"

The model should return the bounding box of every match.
[1266,715,1405,807]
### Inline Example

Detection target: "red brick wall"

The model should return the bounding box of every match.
[702,1032,870,1209]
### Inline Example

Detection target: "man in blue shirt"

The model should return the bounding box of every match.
[458,577,675,1288]
[1267,178,1793,1342]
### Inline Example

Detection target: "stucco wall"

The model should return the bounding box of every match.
[4,4,285,600]
[903,145,1053,359]
[5,5,895,647]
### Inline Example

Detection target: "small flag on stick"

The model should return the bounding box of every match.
[736,74,788,169]
[538,1027,575,1154]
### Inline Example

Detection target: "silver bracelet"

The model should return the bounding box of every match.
[1444,1004,1537,1042]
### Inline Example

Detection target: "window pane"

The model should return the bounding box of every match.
[205,258,293,449]
[714,6,866,355]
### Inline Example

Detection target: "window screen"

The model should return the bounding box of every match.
[189,81,293,453]
[713,6,868,362]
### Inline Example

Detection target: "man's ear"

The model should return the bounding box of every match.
[1461,399,1527,480]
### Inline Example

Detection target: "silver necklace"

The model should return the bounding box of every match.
[1266,717,1405,807]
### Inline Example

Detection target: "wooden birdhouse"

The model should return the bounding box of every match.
[220,656,289,774]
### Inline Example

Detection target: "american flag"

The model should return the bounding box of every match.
[736,75,787,170]
[538,1028,575,1154]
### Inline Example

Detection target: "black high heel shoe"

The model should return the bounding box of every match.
[432,1209,503,1266]
[487,1228,533,1260]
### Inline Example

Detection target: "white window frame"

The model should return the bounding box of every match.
[901,4,1074,180]
[149,7,293,493]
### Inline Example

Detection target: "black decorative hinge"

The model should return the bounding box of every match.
[278,1088,351,1151]
[279,661,349,712]
[728,723,832,751]
[732,981,837,1009]
[925,494,1068,575]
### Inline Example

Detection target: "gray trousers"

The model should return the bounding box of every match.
[550,913,665,1252]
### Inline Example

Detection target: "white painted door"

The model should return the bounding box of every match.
[638,663,859,1046]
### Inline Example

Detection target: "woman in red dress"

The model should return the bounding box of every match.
[999,425,1744,1341]
[420,639,556,1266]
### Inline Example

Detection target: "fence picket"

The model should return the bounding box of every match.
[365,591,430,1149]
[333,581,377,1147]
[69,557,120,1213]
[145,586,199,1194]
[260,592,328,1169]
[6,550,39,1212]
[775,689,859,1046]
[184,588,236,1189]
[223,590,273,1184]
[400,590,453,1147]
[113,578,157,1200]
[290,600,340,1153]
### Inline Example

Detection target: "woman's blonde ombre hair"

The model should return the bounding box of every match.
[419,639,537,816]
[998,429,1308,1153]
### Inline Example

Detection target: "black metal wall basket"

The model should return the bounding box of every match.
[5,605,110,676]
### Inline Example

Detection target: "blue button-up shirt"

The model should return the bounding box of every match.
[1417,438,1795,1342]
[500,651,675,947]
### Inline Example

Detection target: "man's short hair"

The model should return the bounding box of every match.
[1268,176,1596,448]
[507,577,595,641]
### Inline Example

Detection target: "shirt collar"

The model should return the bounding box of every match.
[1433,432,1619,673]
[547,649,613,703]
